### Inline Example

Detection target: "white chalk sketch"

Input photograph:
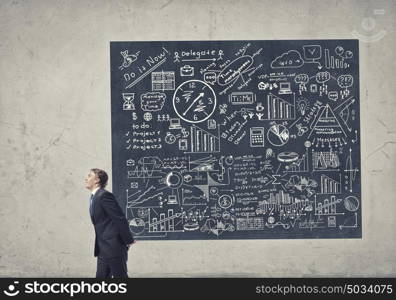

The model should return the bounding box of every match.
[187,125,220,153]
[325,46,352,69]
[344,148,359,192]
[250,127,265,147]
[308,104,347,139]
[173,80,217,124]
[296,97,308,115]
[180,65,194,76]
[111,40,361,240]
[303,45,322,68]
[119,50,140,70]
[229,92,256,105]
[122,93,135,110]
[295,74,309,94]
[319,174,342,194]
[140,92,166,111]
[271,50,304,68]
[314,195,343,216]
[152,71,175,91]
[343,196,359,212]
[267,124,289,146]
[267,93,296,120]
[337,74,353,99]
[334,96,356,132]
[125,49,168,89]
[278,82,292,94]
[217,55,254,86]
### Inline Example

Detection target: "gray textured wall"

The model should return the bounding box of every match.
[0,0,395,277]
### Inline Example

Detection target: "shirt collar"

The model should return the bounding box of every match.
[91,187,100,196]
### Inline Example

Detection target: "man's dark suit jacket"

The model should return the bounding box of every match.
[90,188,134,258]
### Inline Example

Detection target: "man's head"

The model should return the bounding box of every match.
[85,168,108,191]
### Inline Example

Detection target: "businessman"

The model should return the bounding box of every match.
[85,168,135,278]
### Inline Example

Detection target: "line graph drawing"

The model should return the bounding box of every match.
[344,148,359,192]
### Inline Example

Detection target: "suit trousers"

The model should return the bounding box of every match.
[96,252,128,278]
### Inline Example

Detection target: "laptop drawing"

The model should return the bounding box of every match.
[278,82,292,94]
[169,118,182,129]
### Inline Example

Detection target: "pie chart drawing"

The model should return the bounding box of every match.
[129,218,146,234]
[267,124,289,146]
[277,151,299,163]
[344,196,359,212]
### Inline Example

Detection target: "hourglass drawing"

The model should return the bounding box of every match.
[122,93,135,110]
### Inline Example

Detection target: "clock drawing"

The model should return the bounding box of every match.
[173,80,217,123]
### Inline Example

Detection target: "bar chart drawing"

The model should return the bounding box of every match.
[325,48,350,69]
[312,150,340,171]
[266,93,296,120]
[258,190,311,213]
[285,150,309,172]
[188,125,220,153]
[315,195,343,215]
[320,174,342,194]
[149,209,183,232]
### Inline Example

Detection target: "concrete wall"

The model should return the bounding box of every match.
[0,0,395,277]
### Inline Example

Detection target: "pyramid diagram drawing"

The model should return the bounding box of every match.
[308,104,347,138]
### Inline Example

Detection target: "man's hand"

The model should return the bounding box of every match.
[127,240,136,250]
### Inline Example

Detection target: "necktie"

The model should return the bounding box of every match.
[89,194,94,216]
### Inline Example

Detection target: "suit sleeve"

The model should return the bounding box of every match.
[101,191,134,245]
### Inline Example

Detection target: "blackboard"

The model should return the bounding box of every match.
[110,40,361,239]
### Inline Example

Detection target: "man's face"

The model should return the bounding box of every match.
[85,171,99,190]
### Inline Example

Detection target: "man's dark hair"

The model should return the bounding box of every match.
[91,168,108,188]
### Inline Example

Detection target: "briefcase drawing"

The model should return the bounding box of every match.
[180,65,194,76]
